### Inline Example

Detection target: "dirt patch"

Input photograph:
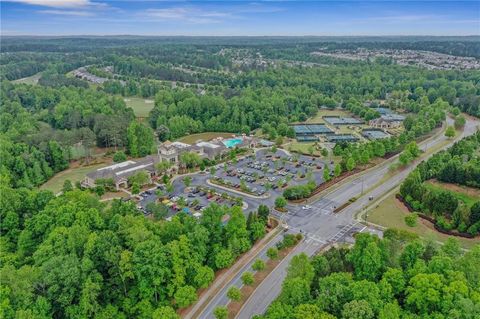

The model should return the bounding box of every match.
[101,191,129,201]
[394,196,411,214]
[427,179,480,198]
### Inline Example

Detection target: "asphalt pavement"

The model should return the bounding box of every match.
[235,116,479,318]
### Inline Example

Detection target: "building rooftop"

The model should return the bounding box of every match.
[87,156,158,182]
[196,141,221,149]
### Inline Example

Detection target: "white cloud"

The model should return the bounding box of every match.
[38,9,93,16]
[142,3,283,24]
[144,7,230,24]
[4,0,93,7]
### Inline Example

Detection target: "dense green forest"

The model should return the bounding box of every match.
[400,132,480,235]
[258,230,480,319]
[1,37,478,189]
[1,37,479,318]
[0,185,270,318]
[0,82,135,188]
[0,37,480,187]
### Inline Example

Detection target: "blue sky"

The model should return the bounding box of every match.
[1,1,479,36]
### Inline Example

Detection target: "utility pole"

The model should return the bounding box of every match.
[361,176,364,195]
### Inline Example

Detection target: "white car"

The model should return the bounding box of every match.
[302,205,312,210]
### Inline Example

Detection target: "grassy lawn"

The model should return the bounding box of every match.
[12,72,42,85]
[367,190,480,250]
[124,97,155,118]
[425,180,479,208]
[305,108,354,123]
[40,163,107,194]
[176,132,235,144]
[287,141,322,156]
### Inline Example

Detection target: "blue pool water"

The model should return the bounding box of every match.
[223,138,243,148]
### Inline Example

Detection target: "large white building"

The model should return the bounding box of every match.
[84,136,258,190]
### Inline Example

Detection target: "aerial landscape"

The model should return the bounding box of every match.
[1,0,480,318]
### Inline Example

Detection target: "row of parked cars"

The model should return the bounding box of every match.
[189,187,239,207]
[212,176,267,196]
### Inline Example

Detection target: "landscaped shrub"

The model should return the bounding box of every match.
[267,247,279,260]
[241,272,255,286]
[113,151,127,162]
[405,213,418,227]
[252,259,265,271]
[277,234,300,250]
[283,181,316,200]
[275,196,287,209]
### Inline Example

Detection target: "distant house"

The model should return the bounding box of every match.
[83,156,159,190]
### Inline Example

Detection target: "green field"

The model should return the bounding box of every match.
[124,97,155,117]
[305,108,354,123]
[12,72,42,85]
[368,190,480,250]
[176,132,235,144]
[288,141,322,156]
[40,163,107,194]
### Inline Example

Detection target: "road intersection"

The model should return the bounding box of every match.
[234,115,479,319]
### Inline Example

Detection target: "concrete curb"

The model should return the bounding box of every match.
[206,179,270,199]
[234,240,303,319]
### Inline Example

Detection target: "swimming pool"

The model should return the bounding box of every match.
[223,138,243,148]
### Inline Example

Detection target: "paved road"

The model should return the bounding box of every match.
[235,116,479,318]
[197,234,284,319]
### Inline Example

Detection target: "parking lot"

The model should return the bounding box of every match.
[138,148,333,220]
[138,183,241,220]
[209,149,331,198]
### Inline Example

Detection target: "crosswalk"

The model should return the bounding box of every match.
[327,221,359,243]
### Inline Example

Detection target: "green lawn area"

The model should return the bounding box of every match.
[176,132,235,144]
[425,181,479,208]
[287,141,322,156]
[40,163,107,194]
[124,97,155,118]
[12,72,42,85]
[305,108,353,123]
[367,190,480,250]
